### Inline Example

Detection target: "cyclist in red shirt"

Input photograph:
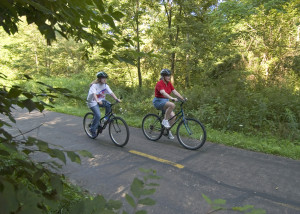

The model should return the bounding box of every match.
[153,69,185,139]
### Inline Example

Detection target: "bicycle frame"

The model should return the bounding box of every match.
[98,101,120,131]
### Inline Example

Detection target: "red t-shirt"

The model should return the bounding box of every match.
[155,80,174,98]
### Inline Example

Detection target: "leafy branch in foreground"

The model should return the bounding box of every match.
[124,168,160,214]
[68,168,160,214]
[202,194,266,214]
[0,73,93,213]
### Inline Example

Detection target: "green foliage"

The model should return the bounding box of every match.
[0,0,123,47]
[0,72,95,213]
[53,168,159,214]
[125,168,160,214]
[202,194,266,214]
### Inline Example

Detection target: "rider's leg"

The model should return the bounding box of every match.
[169,111,176,126]
[90,105,101,133]
[161,101,175,128]
[164,101,175,121]
[99,100,111,120]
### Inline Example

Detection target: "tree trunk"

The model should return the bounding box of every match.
[136,0,142,88]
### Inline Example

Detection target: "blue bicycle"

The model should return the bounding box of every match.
[142,100,206,150]
[83,100,129,147]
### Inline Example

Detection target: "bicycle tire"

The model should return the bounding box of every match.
[83,112,99,139]
[109,116,130,147]
[177,118,206,150]
[142,113,163,141]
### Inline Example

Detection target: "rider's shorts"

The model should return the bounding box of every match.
[152,97,169,110]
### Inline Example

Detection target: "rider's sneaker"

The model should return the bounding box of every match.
[89,128,97,138]
[168,131,174,140]
[162,119,171,128]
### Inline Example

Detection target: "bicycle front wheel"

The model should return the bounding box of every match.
[177,118,206,150]
[142,114,163,141]
[83,112,98,139]
[109,116,129,147]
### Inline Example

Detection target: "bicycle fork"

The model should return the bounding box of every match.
[183,118,193,136]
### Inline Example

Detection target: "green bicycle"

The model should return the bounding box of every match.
[142,100,206,150]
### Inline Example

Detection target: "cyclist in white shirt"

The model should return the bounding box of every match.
[87,71,121,138]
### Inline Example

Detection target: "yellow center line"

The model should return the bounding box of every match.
[129,150,184,169]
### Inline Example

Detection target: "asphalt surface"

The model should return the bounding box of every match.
[3,108,300,214]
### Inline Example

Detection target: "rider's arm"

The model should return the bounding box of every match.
[172,89,185,101]
[93,93,103,105]
[159,89,176,101]
[110,92,121,102]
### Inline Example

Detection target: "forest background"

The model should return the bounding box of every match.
[1,0,299,159]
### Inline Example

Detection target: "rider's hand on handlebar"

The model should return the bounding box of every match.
[116,98,122,103]
[171,98,178,102]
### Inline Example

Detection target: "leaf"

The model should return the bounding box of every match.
[8,87,22,98]
[32,170,44,182]
[22,92,34,99]
[130,178,144,198]
[77,150,94,158]
[114,55,135,65]
[93,195,106,211]
[24,74,33,80]
[135,210,147,214]
[141,188,156,196]
[35,102,45,112]
[106,199,122,210]
[138,197,156,206]
[69,200,88,214]
[101,39,115,51]
[202,194,212,204]
[50,176,63,195]
[66,151,81,164]
[36,179,47,192]
[53,87,72,93]
[93,0,105,13]
[232,205,254,211]
[49,149,66,164]
[213,199,226,205]
[125,194,136,207]
[111,11,124,21]
[147,183,159,187]
[146,175,161,180]
[24,0,53,15]
[22,99,36,112]
[35,139,49,152]
[8,115,16,124]
[102,14,116,29]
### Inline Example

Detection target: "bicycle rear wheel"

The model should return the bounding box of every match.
[109,116,129,147]
[177,118,206,150]
[142,114,163,141]
[83,112,98,139]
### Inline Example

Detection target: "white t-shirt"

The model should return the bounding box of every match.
[87,83,113,108]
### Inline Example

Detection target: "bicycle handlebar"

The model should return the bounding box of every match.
[172,98,187,103]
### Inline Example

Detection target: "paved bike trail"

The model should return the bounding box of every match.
[3,109,300,214]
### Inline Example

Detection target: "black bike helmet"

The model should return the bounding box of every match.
[96,71,108,79]
[160,69,171,76]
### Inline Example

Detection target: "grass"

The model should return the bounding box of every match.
[47,104,300,160]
